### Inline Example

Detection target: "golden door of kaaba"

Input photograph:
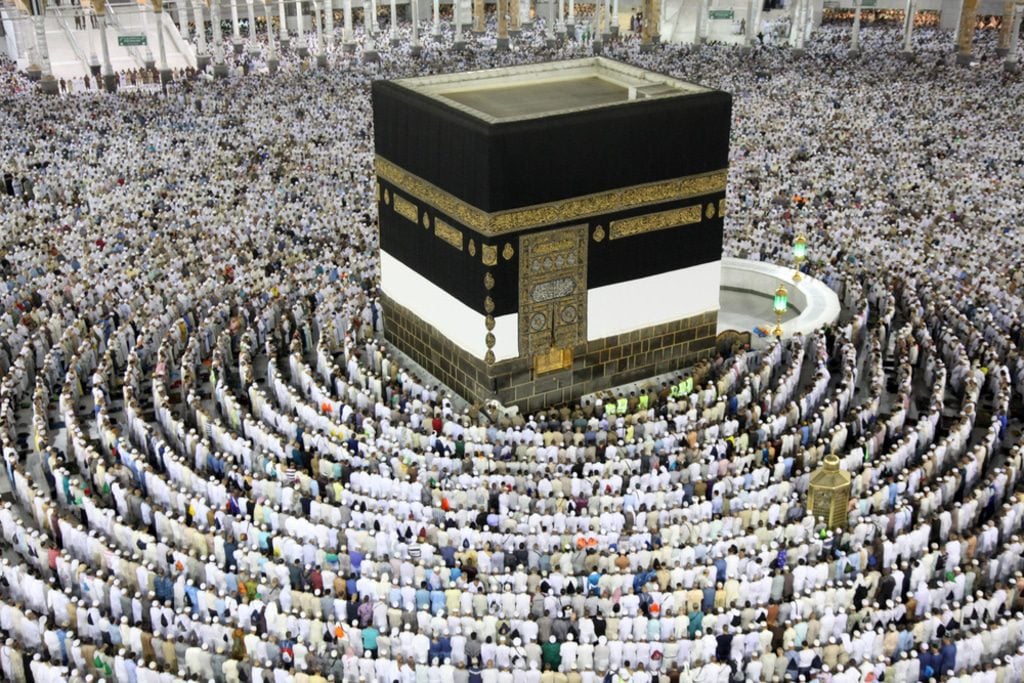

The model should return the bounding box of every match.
[518,225,588,373]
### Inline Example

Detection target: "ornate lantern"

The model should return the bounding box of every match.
[807,455,851,529]
[771,284,788,338]
[793,234,807,281]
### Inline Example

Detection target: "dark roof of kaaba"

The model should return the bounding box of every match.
[386,57,712,123]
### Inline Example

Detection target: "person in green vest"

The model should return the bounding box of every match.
[616,394,628,415]
[638,389,649,410]
[542,635,562,671]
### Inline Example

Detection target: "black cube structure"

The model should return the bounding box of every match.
[373,58,731,412]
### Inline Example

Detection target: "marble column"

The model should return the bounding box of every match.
[611,0,619,35]
[177,0,190,38]
[140,2,156,68]
[473,0,484,34]
[29,2,54,91]
[566,0,575,36]
[153,0,172,82]
[246,0,257,50]
[745,0,756,46]
[231,0,243,51]
[900,0,916,57]
[996,0,1015,55]
[649,0,659,42]
[411,0,422,55]
[1005,2,1022,70]
[323,0,333,46]
[264,0,279,71]
[389,0,398,45]
[296,0,308,56]
[640,0,653,49]
[956,0,978,64]
[313,0,327,64]
[520,0,529,28]
[496,0,509,48]
[432,0,441,37]
[364,0,379,59]
[95,0,117,91]
[211,0,229,75]
[509,0,520,35]
[454,0,466,48]
[850,0,862,54]
[697,0,708,43]
[370,0,380,35]
[194,0,210,68]
[278,0,289,47]
[557,0,565,35]
[343,0,354,51]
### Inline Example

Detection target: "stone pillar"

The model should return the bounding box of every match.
[246,0,257,50]
[473,0,484,34]
[789,0,802,49]
[547,0,556,44]
[343,0,354,50]
[140,2,156,68]
[509,0,520,35]
[956,0,978,64]
[231,0,243,51]
[1005,2,1022,70]
[592,1,603,49]
[211,0,229,75]
[411,0,422,55]
[177,0,190,38]
[364,0,379,60]
[566,0,575,35]
[900,0,916,58]
[649,0,659,42]
[611,0,619,35]
[265,0,279,71]
[850,0,862,54]
[454,0,466,47]
[432,0,441,36]
[697,0,708,43]
[640,0,654,49]
[278,0,288,47]
[323,0,333,46]
[389,0,398,45]
[997,0,1015,55]
[496,0,509,48]
[520,0,530,28]
[313,0,327,65]
[194,0,210,69]
[745,0,756,46]
[556,0,565,35]
[153,0,172,82]
[95,0,117,91]
[296,0,308,56]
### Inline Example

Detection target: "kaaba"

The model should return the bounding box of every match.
[373,57,731,412]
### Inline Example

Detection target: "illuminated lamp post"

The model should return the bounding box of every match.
[793,233,807,281]
[772,283,788,338]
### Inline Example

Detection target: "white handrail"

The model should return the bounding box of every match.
[51,7,94,73]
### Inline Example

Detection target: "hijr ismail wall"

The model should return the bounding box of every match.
[372,58,732,412]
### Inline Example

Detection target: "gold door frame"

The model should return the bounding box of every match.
[518,225,588,364]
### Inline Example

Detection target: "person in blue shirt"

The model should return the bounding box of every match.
[938,638,956,678]
[361,625,379,658]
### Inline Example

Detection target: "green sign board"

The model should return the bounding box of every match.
[709,9,735,19]
[859,0,877,6]
[118,35,147,47]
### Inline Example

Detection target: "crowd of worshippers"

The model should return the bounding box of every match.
[2,10,1024,683]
